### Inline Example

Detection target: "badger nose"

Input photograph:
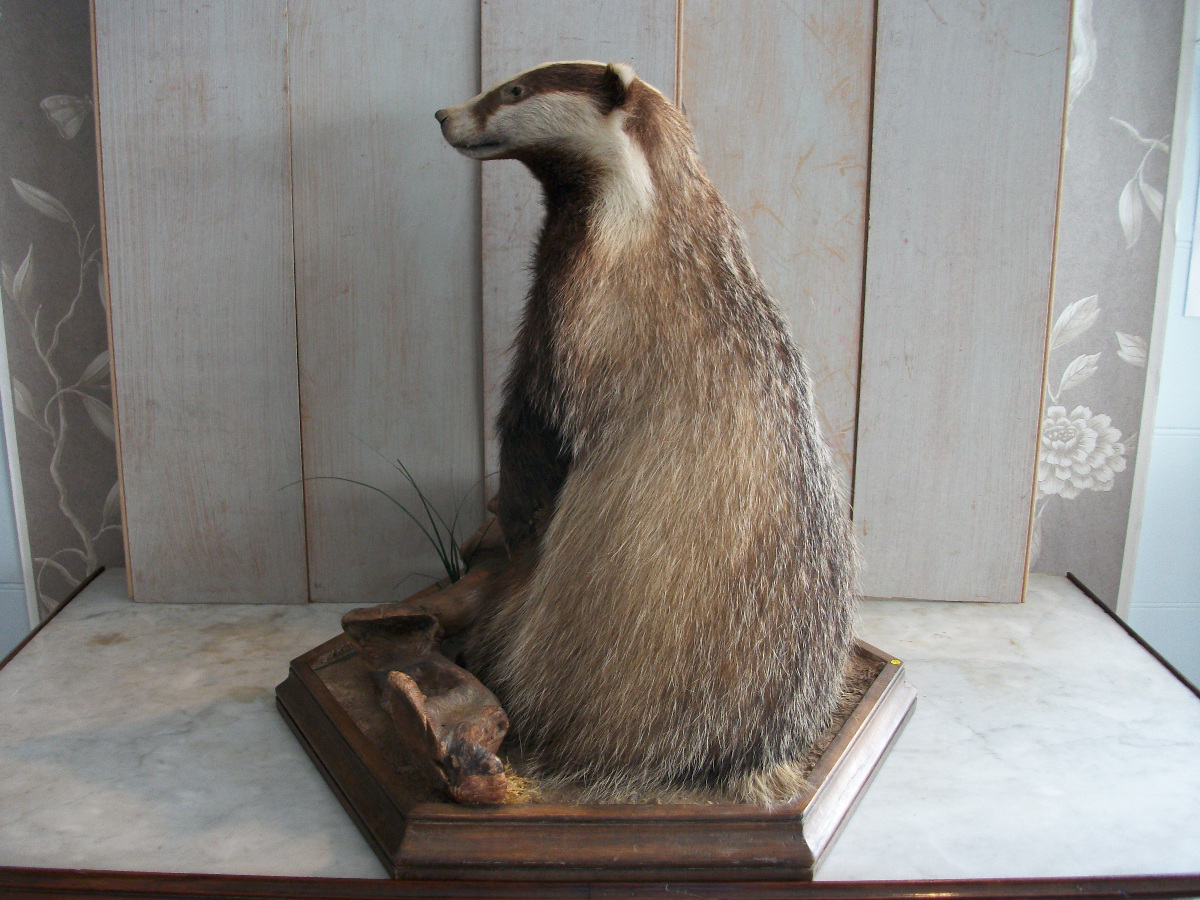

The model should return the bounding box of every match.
[434,109,449,124]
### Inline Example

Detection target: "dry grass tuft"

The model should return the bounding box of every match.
[502,764,542,804]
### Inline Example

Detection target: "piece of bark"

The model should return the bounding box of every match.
[341,610,441,674]
[342,574,510,805]
[342,551,505,639]
[381,662,509,805]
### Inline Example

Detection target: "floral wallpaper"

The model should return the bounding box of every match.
[1033,0,1183,608]
[0,0,123,618]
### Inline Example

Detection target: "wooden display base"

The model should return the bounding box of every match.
[277,634,916,881]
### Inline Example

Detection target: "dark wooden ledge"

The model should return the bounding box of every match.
[1,867,1199,899]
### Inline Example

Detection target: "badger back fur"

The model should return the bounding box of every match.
[436,61,856,803]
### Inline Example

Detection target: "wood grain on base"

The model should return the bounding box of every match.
[288,1,484,603]
[479,1,678,475]
[852,0,1069,603]
[682,1,875,486]
[94,2,306,603]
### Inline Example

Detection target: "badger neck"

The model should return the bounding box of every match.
[521,151,609,231]
[519,135,655,263]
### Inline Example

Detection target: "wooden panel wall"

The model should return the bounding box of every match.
[95,2,307,603]
[95,1,1062,605]
[852,0,1069,602]
[289,1,482,603]
[682,1,875,486]
[478,0,679,475]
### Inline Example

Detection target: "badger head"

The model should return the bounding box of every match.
[436,61,657,239]
[435,60,638,162]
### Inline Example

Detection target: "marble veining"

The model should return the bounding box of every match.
[0,571,381,877]
[820,575,1200,880]
[1,570,1198,880]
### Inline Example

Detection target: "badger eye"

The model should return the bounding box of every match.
[504,84,525,102]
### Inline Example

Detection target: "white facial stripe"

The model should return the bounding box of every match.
[495,93,654,242]
[440,71,621,159]
[440,68,656,245]
[594,113,654,246]
[489,93,600,147]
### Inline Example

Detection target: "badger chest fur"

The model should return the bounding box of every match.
[436,61,856,803]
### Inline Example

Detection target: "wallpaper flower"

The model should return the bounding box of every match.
[1032,0,1182,606]
[1039,405,1127,501]
[1032,294,1139,564]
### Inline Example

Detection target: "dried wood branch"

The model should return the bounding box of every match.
[341,556,512,805]
[343,550,505,639]
[460,514,505,562]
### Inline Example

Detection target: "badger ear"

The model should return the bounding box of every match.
[601,61,635,111]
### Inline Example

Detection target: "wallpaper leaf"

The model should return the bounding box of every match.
[1050,294,1099,350]
[101,481,120,525]
[1138,176,1164,223]
[1058,352,1101,395]
[1115,331,1147,367]
[1068,0,1096,109]
[11,178,72,224]
[39,94,92,141]
[80,393,115,442]
[11,378,36,422]
[1110,117,1170,250]
[1119,177,1143,249]
[12,244,33,308]
[79,350,109,386]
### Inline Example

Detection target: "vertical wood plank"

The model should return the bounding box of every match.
[479,0,678,475]
[95,1,307,603]
[682,1,875,487]
[289,1,483,603]
[853,0,1069,602]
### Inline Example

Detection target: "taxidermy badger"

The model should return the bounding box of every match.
[435,61,856,803]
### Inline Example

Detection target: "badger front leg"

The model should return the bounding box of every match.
[494,391,571,552]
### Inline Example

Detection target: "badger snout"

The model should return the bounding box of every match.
[436,103,509,160]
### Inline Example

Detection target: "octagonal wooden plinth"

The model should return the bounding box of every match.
[276,634,915,881]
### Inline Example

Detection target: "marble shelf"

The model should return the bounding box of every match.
[0,570,1198,881]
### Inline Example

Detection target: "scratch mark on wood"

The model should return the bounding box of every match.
[793,142,816,177]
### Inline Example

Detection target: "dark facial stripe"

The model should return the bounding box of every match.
[472,63,626,126]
